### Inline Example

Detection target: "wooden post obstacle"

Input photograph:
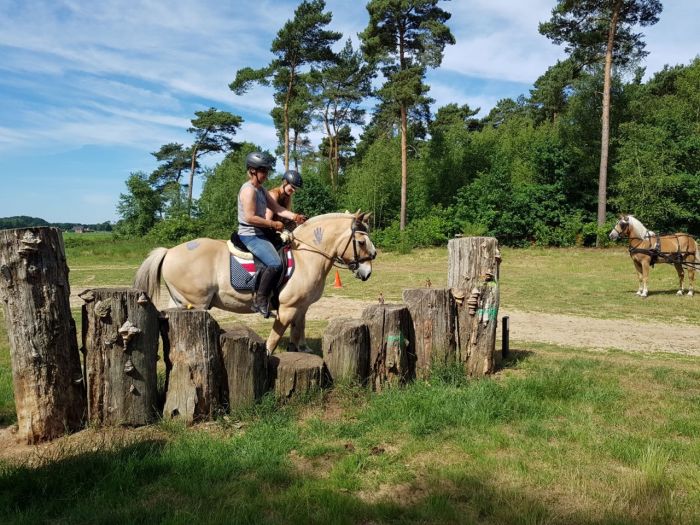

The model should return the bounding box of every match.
[220,323,268,410]
[402,288,457,378]
[1,230,504,442]
[81,288,160,426]
[322,318,370,385]
[0,227,85,443]
[361,304,414,389]
[448,236,502,376]
[161,309,226,424]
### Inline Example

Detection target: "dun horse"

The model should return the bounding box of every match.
[609,215,698,297]
[134,212,376,353]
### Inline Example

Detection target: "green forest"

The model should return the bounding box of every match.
[114,0,699,249]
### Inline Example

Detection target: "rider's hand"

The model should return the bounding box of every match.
[271,220,285,231]
[294,213,307,224]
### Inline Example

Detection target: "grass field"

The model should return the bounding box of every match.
[2,233,700,524]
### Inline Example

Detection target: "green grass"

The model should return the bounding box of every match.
[2,346,699,524]
[2,237,700,523]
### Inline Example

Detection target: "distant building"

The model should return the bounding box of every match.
[72,225,85,233]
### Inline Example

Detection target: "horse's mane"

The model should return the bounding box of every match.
[626,215,649,238]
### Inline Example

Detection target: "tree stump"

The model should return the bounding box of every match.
[447,237,501,376]
[268,352,326,400]
[402,288,457,378]
[322,318,370,385]
[220,323,268,410]
[81,288,159,426]
[162,309,226,423]
[0,227,85,443]
[361,304,414,390]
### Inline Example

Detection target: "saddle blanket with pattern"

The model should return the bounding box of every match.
[229,247,295,291]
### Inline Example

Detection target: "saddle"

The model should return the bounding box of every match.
[228,232,295,296]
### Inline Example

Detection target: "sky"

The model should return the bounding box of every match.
[1,0,698,224]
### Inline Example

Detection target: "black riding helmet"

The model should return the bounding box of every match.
[282,169,303,188]
[246,151,274,170]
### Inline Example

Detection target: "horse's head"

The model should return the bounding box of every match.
[337,211,376,281]
[609,215,631,241]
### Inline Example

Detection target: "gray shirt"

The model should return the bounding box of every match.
[237,181,268,236]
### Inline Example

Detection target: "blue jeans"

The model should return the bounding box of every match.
[238,235,282,270]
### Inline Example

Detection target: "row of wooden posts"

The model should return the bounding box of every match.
[0,227,501,444]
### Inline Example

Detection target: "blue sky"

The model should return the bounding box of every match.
[1,0,698,224]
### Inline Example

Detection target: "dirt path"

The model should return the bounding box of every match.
[214,297,700,356]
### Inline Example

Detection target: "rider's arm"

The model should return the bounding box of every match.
[240,185,282,230]
[266,191,302,223]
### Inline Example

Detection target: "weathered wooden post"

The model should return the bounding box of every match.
[361,304,414,390]
[81,288,159,426]
[402,288,457,378]
[220,323,268,410]
[268,352,327,400]
[0,227,85,443]
[322,318,370,385]
[162,309,226,423]
[448,236,501,376]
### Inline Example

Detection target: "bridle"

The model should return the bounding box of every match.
[293,218,376,273]
[334,223,376,271]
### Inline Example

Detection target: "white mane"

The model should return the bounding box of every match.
[626,215,650,238]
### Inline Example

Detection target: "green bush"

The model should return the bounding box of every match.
[373,208,459,252]
[146,215,204,245]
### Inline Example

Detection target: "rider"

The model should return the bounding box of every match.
[237,152,305,318]
[265,169,304,225]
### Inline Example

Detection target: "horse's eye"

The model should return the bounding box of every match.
[358,239,366,246]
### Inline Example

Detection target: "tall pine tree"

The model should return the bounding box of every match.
[360,0,454,230]
[540,0,662,235]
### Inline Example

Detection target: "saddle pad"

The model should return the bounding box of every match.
[229,247,295,291]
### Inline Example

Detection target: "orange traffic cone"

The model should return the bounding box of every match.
[333,270,343,288]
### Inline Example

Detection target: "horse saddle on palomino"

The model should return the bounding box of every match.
[227,232,295,297]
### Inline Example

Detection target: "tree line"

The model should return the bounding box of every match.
[116,0,700,249]
[0,216,113,232]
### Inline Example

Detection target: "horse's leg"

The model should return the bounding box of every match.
[640,260,650,298]
[289,307,310,353]
[674,263,685,296]
[687,260,695,297]
[266,306,296,355]
[633,260,644,296]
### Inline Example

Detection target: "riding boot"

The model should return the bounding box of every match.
[253,266,279,318]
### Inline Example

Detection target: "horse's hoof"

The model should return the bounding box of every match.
[676,290,684,296]
[636,291,642,296]
[688,291,694,297]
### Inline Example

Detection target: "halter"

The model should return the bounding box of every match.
[293,218,376,273]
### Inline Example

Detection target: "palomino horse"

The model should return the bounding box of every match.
[134,212,376,353]
[609,215,699,297]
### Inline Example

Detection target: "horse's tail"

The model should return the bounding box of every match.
[134,247,168,302]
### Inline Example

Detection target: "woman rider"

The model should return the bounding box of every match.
[265,169,303,225]
[238,152,305,317]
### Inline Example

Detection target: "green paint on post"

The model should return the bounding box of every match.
[476,307,498,321]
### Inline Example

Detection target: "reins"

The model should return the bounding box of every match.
[291,218,375,272]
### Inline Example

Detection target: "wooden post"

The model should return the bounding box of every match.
[402,288,457,378]
[81,288,159,426]
[268,352,326,400]
[220,323,268,410]
[448,237,501,376]
[0,227,85,443]
[361,304,414,390]
[322,318,370,385]
[162,309,226,424]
